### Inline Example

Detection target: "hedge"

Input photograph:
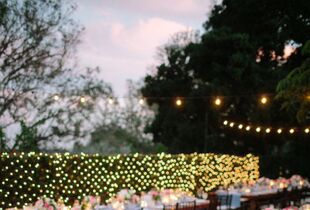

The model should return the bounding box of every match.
[0,152,259,208]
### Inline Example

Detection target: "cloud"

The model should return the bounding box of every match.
[73,0,218,96]
[77,17,189,95]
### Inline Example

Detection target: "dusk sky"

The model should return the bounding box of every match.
[74,0,217,96]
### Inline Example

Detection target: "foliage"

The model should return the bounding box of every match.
[141,0,310,156]
[277,40,310,123]
[72,80,166,154]
[0,0,112,151]
[0,152,258,208]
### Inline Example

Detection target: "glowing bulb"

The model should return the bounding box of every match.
[246,126,251,131]
[139,98,144,105]
[176,99,182,106]
[238,124,243,129]
[260,96,268,104]
[265,128,271,133]
[289,128,294,134]
[229,122,234,127]
[53,95,59,101]
[256,127,261,132]
[108,98,114,104]
[223,120,228,125]
[214,98,221,106]
[277,129,282,134]
[305,128,309,134]
[80,97,86,103]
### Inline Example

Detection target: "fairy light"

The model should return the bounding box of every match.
[139,98,144,105]
[229,122,234,127]
[256,127,261,132]
[214,97,221,106]
[277,129,282,134]
[223,120,228,125]
[265,128,271,133]
[245,126,251,131]
[175,98,183,107]
[0,153,259,208]
[305,128,310,134]
[80,96,86,103]
[238,124,243,129]
[108,98,114,104]
[260,96,268,104]
[53,95,60,101]
[289,128,295,134]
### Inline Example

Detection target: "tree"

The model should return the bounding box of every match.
[72,80,167,154]
[0,0,112,151]
[141,0,310,157]
[277,40,310,123]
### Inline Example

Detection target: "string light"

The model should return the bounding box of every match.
[139,98,145,105]
[214,97,221,106]
[0,153,259,208]
[108,98,114,104]
[176,98,183,107]
[80,96,86,103]
[222,120,310,135]
[260,96,268,104]
[53,95,59,101]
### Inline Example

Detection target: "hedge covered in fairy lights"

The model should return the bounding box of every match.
[0,152,259,208]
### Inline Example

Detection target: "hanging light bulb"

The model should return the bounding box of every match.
[256,127,261,132]
[265,128,271,133]
[53,95,60,101]
[214,97,222,106]
[229,122,234,127]
[277,128,282,134]
[305,128,309,134]
[176,98,183,107]
[139,98,145,105]
[245,126,251,131]
[289,128,295,134]
[238,124,243,129]
[260,96,268,105]
[223,120,228,125]
[108,98,114,104]
[80,96,86,103]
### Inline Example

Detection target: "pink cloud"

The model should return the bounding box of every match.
[77,17,189,95]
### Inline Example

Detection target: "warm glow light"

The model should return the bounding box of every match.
[53,95,59,101]
[305,128,309,134]
[265,128,271,133]
[277,129,282,134]
[223,120,228,125]
[139,98,144,105]
[176,99,182,106]
[289,128,295,134]
[108,98,114,104]
[256,127,261,132]
[246,126,251,131]
[214,98,221,106]
[238,124,243,129]
[229,122,234,127]
[80,97,86,103]
[260,96,268,104]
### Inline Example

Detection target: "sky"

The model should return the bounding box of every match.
[74,0,217,96]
